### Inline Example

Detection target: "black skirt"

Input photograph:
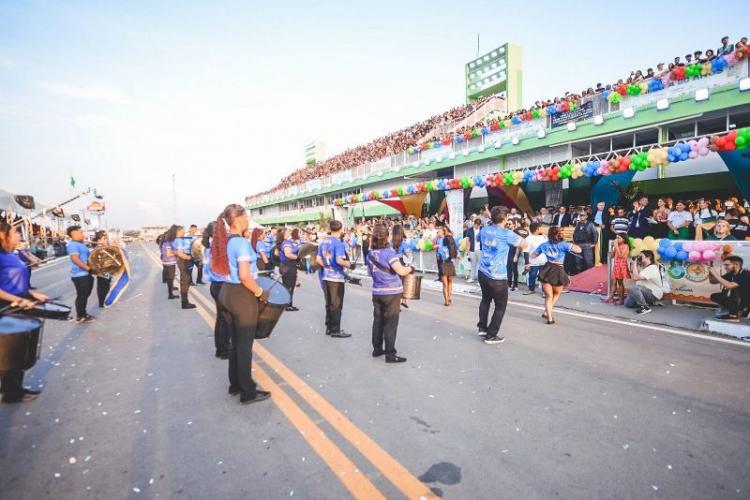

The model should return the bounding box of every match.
[538,262,569,287]
[439,260,456,277]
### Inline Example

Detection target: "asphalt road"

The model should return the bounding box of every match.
[1,243,748,499]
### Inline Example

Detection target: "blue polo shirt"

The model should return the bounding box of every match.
[280,239,299,263]
[173,237,190,256]
[318,236,346,282]
[226,237,258,284]
[0,251,30,296]
[536,241,573,265]
[161,240,177,265]
[202,246,228,283]
[66,240,91,278]
[478,225,521,280]
[367,248,403,296]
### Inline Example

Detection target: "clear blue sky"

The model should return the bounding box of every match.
[1,0,747,228]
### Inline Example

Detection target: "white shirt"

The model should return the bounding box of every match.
[637,264,664,299]
[525,234,548,266]
[667,210,693,229]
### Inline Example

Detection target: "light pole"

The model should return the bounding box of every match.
[172,174,177,222]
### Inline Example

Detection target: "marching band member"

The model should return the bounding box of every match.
[533,226,582,325]
[278,228,300,312]
[174,226,196,309]
[316,220,353,338]
[250,228,268,273]
[188,224,205,285]
[93,230,111,308]
[66,225,95,323]
[202,222,231,359]
[160,225,179,300]
[0,220,47,403]
[391,224,411,309]
[367,224,414,363]
[212,204,270,405]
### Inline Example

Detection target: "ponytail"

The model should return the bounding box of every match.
[211,204,246,277]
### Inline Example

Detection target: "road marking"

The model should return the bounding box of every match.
[144,246,424,498]
[33,256,69,272]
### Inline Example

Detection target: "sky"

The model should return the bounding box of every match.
[1,0,747,229]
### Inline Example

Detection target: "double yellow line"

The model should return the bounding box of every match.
[140,243,434,499]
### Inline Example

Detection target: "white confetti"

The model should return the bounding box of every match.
[53,473,61,478]
[667,465,672,470]
[149,478,154,485]
[651,485,659,491]
[134,410,142,414]
[70,438,75,444]
[187,421,192,425]
[133,487,141,493]
[69,457,77,465]
[428,394,435,399]
[622,444,629,450]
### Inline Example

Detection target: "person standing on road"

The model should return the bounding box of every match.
[160,225,179,301]
[66,225,95,323]
[188,224,205,285]
[278,228,300,312]
[523,223,547,295]
[437,226,457,306]
[213,204,271,405]
[367,224,415,363]
[466,218,482,283]
[477,206,528,344]
[202,222,231,359]
[533,226,582,325]
[174,226,196,310]
[0,220,48,403]
[316,220,353,338]
[93,230,111,308]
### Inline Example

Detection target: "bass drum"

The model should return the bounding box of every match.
[296,243,320,273]
[255,276,292,339]
[0,316,43,371]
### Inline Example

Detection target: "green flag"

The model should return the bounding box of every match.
[70,176,76,188]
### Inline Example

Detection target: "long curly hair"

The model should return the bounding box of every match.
[211,204,246,276]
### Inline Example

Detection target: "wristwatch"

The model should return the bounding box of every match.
[254,287,264,298]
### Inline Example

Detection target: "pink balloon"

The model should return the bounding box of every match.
[702,250,716,261]
[698,147,709,156]
[682,241,694,252]
[689,151,698,159]
[698,137,709,147]
[694,242,707,252]
[688,250,702,262]
[688,139,699,151]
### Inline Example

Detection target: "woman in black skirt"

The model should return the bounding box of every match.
[532,226,581,325]
[436,227,457,306]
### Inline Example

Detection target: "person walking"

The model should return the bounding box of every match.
[533,226,582,324]
[317,220,353,338]
[523,223,547,295]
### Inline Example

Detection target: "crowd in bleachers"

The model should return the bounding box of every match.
[257,36,748,200]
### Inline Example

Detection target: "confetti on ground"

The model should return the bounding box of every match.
[69,457,77,464]
[622,444,629,450]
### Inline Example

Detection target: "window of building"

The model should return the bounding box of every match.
[697,115,727,136]
[668,121,696,141]
[590,138,610,155]
[611,133,634,151]
[729,110,750,130]
[570,142,589,157]
[635,129,659,147]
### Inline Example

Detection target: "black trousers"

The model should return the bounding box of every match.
[0,369,25,401]
[478,273,509,337]
[507,247,519,288]
[163,264,176,297]
[177,259,191,294]
[323,280,345,333]
[72,274,94,319]
[372,293,401,355]
[96,276,111,307]
[711,291,741,315]
[218,283,259,399]
[280,263,297,306]
[193,260,204,283]
[210,281,232,356]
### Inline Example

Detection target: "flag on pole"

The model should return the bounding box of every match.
[70,176,76,188]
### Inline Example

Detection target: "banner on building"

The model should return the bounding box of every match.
[446,189,464,239]
[550,100,594,128]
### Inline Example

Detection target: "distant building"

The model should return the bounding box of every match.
[304,141,326,166]
[141,225,168,241]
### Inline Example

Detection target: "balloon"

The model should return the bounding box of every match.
[659,238,671,248]
[642,236,657,251]
[676,250,689,261]
[694,241,707,252]
[682,241,694,252]
[664,246,677,259]
[702,250,717,262]
[422,239,433,252]
[688,250,701,262]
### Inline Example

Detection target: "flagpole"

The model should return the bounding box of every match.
[172,174,177,222]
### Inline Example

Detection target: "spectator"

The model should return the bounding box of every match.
[625,250,664,314]
[708,255,750,322]
[733,214,750,240]
[610,207,630,235]
[523,222,547,296]
[667,200,692,240]
[652,198,671,238]
[466,218,482,283]
[629,196,652,239]
[552,206,571,227]
[718,36,733,55]
[605,232,630,304]
[706,219,736,241]
[572,212,598,273]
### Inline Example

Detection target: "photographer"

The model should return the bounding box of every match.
[708,255,750,322]
[624,250,663,315]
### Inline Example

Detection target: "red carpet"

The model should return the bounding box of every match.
[568,265,608,295]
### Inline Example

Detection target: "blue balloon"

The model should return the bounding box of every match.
[433,141,441,149]
[665,247,677,259]
[672,242,683,252]
[523,170,534,182]
[676,250,689,261]
[481,127,489,135]
[511,115,522,125]
[455,135,464,144]
[679,152,688,161]
[659,238,671,248]
[474,175,485,188]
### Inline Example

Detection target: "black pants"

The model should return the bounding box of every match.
[72,274,94,319]
[711,291,742,316]
[218,283,259,399]
[575,245,595,274]
[280,263,297,306]
[194,260,204,283]
[163,264,176,297]
[177,259,191,294]
[96,276,111,307]
[210,281,232,356]
[507,247,519,288]
[372,293,401,355]
[323,280,345,333]
[0,369,25,401]
[478,273,509,337]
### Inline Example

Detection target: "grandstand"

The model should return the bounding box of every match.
[246,39,750,229]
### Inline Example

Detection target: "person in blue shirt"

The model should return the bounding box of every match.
[202,222,231,359]
[278,228,300,312]
[159,226,179,300]
[367,224,415,363]
[213,204,270,406]
[66,225,95,323]
[391,224,412,309]
[0,220,48,403]
[532,226,582,325]
[173,226,196,309]
[477,206,528,345]
[186,224,205,286]
[316,220,354,338]
[254,230,273,275]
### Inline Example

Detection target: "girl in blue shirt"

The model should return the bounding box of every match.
[0,220,48,403]
[532,226,582,325]
[66,225,95,323]
[173,226,196,310]
[278,228,300,312]
[213,204,270,406]
[368,224,414,363]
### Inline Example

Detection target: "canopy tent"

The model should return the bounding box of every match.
[0,189,23,213]
[377,192,427,217]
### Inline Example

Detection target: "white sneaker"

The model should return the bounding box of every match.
[466,278,474,283]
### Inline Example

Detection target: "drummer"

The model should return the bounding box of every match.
[202,222,231,359]
[316,220,353,338]
[66,225,95,323]
[278,228,300,312]
[212,204,270,405]
[93,230,111,308]
[173,226,196,310]
[0,220,47,403]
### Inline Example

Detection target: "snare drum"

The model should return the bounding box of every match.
[255,276,291,339]
[12,301,71,321]
[0,316,43,371]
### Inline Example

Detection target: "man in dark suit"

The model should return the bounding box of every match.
[552,206,572,227]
